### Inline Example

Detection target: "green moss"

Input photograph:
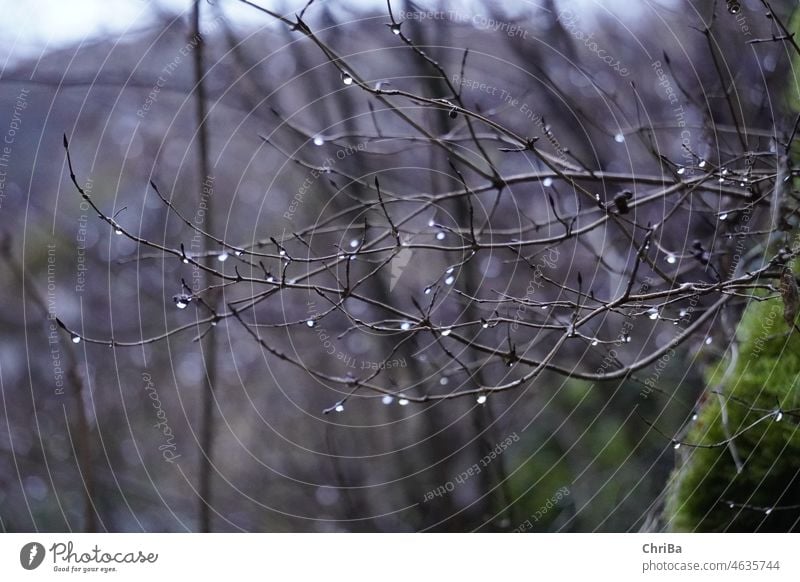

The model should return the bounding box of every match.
[664,296,800,531]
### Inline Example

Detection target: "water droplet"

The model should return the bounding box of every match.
[691,413,698,421]
[445,267,454,275]
[698,160,707,168]
[440,328,452,337]
[673,441,681,450]
[543,177,553,187]
[591,339,599,346]
[728,2,741,14]
[173,294,191,309]
[382,395,394,405]
[614,133,625,143]
[719,212,728,221]
[428,219,436,227]
[666,254,677,264]
[482,322,490,329]
[679,309,688,317]
[349,255,356,261]
[398,396,409,406]
[182,256,190,264]
[775,411,783,422]
[279,249,286,257]
[266,276,274,283]
[71,334,81,344]
[444,275,455,285]
[424,286,432,295]
[334,403,344,413]
[400,322,411,331]
[390,23,401,35]
[234,249,243,257]
[477,394,487,404]
[306,319,316,328]
[676,167,685,175]
[349,239,359,248]
[114,227,123,235]
[718,177,725,183]
[624,334,631,343]
[218,252,229,262]
[705,337,712,345]
[728,502,735,509]
[313,135,324,146]
[721,168,729,176]
[764,508,773,515]
[436,231,446,241]
[648,309,659,320]
[342,72,353,85]
[440,377,449,385]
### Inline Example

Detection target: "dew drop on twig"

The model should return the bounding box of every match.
[382,395,394,405]
[71,334,81,344]
[218,252,229,262]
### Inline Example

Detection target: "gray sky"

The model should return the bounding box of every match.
[0,0,678,66]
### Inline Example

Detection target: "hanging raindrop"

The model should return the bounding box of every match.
[173,294,191,309]
[436,231,446,241]
[764,508,773,515]
[382,395,394,405]
[313,135,324,146]
[400,322,411,331]
[334,403,344,413]
[591,339,599,346]
[440,328,452,337]
[349,239,359,248]
[719,213,728,221]
[614,133,625,143]
[666,254,677,264]
[390,23,401,35]
[482,321,490,329]
[428,218,436,227]
[705,337,712,345]
[71,334,81,344]
[398,396,409,406]
[672,441,681,450]
[676,167,685,175]
[218,252,229,262]
[543,177,553,187]
[477,394,487,404]
[424,286,432,295]
[445,275,455,285]
[306,319,316,328]
[648,309,659,320]
[440,377,449,385]
[698,160,707,168]
[114,227,123,235]
[775,411,784,422]
[341,72,353,85]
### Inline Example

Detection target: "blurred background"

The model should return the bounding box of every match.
[0,0,794,532]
